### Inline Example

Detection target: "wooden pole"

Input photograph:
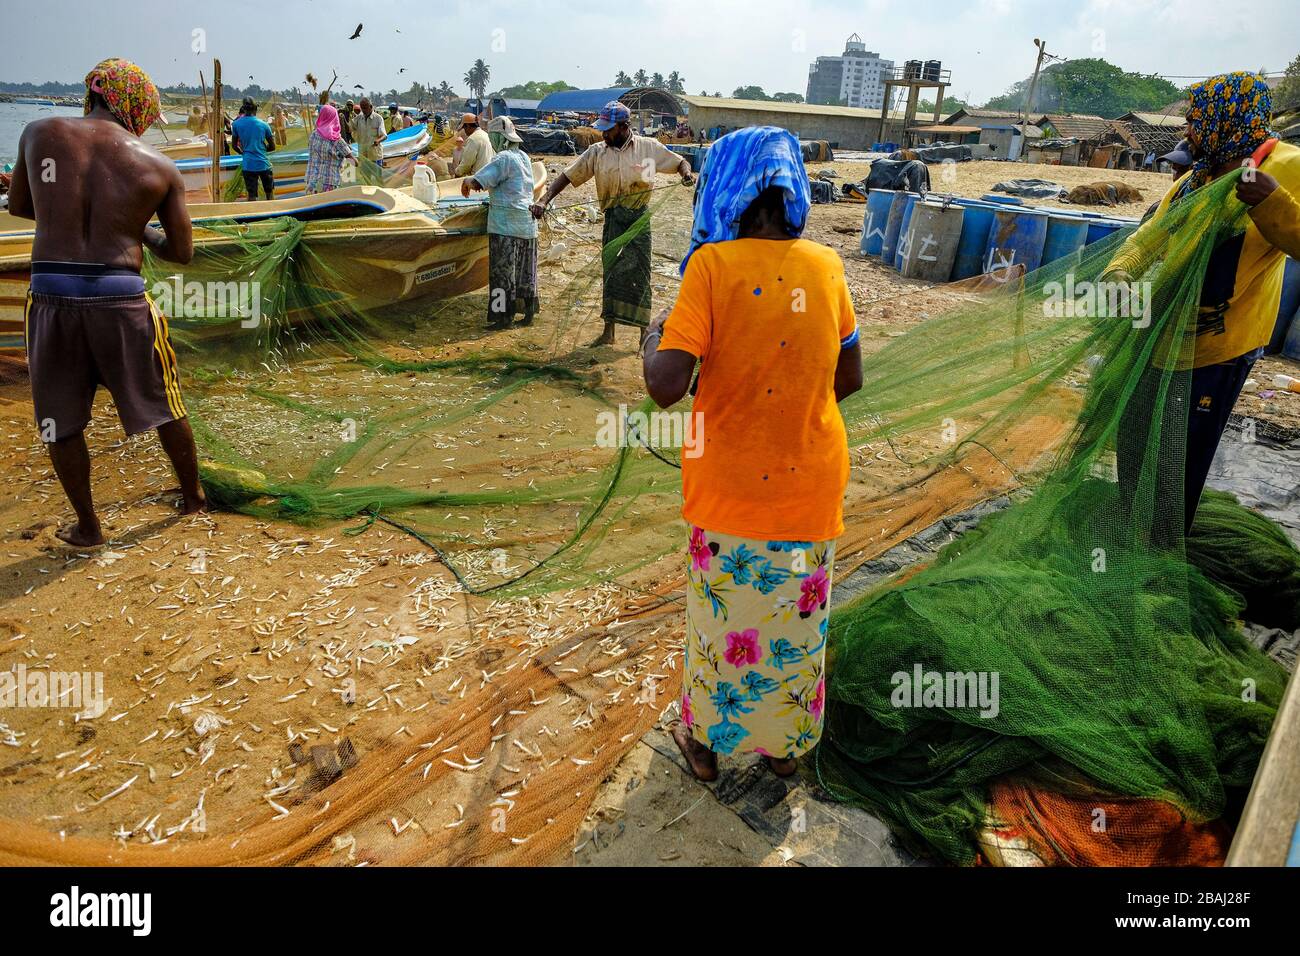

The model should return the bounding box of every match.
[209,59,223,202]
[1019,39,1047,163]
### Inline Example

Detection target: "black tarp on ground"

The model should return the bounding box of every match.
[844,158,931,195]
[991,178,1068,200]
[890,144,973,163]
[801,140,834,162]
[519,128,577,155]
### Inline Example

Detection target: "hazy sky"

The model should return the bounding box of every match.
[3,0,1296,104]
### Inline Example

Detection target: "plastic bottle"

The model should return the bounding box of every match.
[1272,374,1300,394]
[412,160,436,205]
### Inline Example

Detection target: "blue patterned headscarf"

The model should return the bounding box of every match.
[681,126,810,275]
[1175,71,1278,201]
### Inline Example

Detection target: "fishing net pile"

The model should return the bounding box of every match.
[814,169,1290,866]
[0,159,1290,866]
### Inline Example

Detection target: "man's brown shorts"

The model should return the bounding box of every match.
[24,291,186,442]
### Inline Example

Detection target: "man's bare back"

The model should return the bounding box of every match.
[8,108,192,267]
[9,85,204,549]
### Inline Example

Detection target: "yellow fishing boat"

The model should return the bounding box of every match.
[0,161,546,351]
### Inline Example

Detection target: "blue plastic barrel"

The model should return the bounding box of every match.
[1282,300,1300,361]
[880,191,917,263]
[1268,257,1300,352]
[1084,218,1128,245]
[893,193,924,271]
[951,202,998,280]
[861,188,895,256]
[986,207,1050,274]
[1042,214,1090,266]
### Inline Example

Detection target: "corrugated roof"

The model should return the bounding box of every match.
[536,87,632,111]
[681,95,947,122]
[535,87,683,114]
[1034,113,1111,139]
[953,108,1024,119]
[909,124,982,133]
[1120,111,1185,128]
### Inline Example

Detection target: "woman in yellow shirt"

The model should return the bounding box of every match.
[642,127,862,780]
[1107,72,1300,531]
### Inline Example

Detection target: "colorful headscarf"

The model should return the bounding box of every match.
[83,58,161,138]
[681,126,810,275]
[316,103,342,142]
[1175,71,1278,200]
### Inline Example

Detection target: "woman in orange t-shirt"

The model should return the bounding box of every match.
[641,127,862,780]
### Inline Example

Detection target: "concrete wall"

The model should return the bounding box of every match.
[686,104,903,150]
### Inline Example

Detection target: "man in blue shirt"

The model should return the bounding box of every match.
[231,97,276,201]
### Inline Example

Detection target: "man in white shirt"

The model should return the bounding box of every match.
[453,113,496,178]
[531,101,693,347]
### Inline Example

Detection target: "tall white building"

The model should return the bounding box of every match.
[806,34,894,109]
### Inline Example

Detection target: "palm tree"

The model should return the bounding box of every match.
[650,72,665,89]
[614,70,633,86]
[633,69,649,87]
[463,59,490,105]
[438,80,455,106]
[667,71,685,94]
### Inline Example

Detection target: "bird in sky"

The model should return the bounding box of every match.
[348,23,363,40]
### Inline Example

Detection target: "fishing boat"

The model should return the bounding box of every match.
[13,97,57,106]
[0,161,546,350]
[175,123,432,202]
[156,137,213,161]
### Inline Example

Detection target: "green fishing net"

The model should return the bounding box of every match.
[141,165,1288,864]
[143,180,691,596]
[813,171,1289,863]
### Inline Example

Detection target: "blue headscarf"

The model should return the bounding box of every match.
[680,126,810,275]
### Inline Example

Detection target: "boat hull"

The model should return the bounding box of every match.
[0,163,544,350]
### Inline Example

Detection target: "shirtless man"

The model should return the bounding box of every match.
[7,58,206,547]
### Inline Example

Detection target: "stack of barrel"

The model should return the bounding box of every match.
[859,188,1136,282]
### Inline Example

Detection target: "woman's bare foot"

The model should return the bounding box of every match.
[765,756,798,778]
[55,520,104,548]
[672,721,718,782]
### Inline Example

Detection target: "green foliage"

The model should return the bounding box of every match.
[981,58,1182,117]
[492,80,575,100]
[918,95,970,114]
[462,59,490,102]
[1274,52,1300,113]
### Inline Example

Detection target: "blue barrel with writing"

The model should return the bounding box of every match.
[1042,213,1090,266]
[893,192,924,271]
[1084,218,1128,245]
[950,201,998,280]
[880,191,918,263]
[1268,257,1300,353]
[986,207,1050,275]
[861,188,895,256]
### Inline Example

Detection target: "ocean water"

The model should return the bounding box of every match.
[1,101,81,167]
